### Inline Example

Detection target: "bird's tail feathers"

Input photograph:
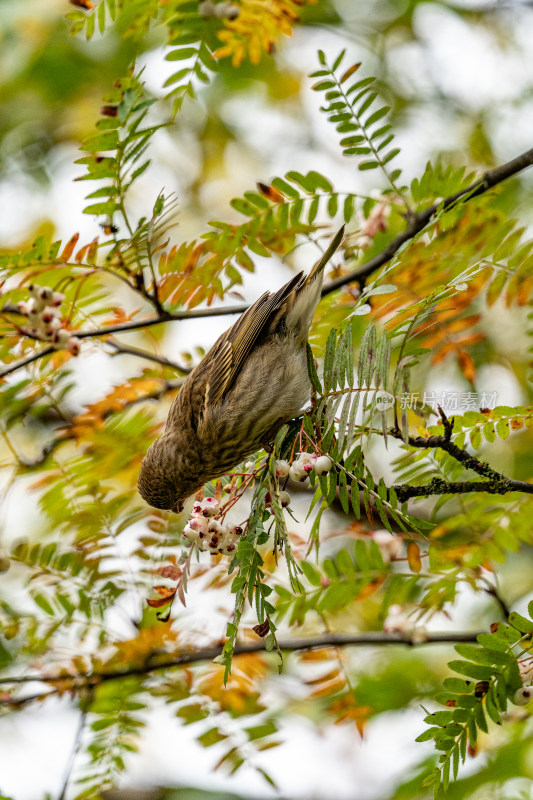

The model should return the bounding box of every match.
[285,224,345,337]
[307,224,345,283]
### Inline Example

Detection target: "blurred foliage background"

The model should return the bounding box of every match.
[1,2,533,800]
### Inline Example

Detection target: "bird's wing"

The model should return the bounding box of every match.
[203,272,304,411]
[198,225,345,417]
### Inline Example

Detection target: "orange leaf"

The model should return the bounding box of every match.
[356,576,385,600]
[153,585,176,598]
[299,648,334,662]
[309,677,346,698]
[147,586,176,608]
[340,63,361,83]
[157,564,182,581]
[61,233,80,261]
[257,182,285,203]
[75,244,89,264]
[407,542,422,573]
[457,349,476,382]
[517,276,532,305]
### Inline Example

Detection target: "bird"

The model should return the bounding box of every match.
[138,225,345,513]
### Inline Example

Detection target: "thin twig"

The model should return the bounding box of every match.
[2,147,533,380]
[392,477,533,501]
[322,145,533,293]
[389,408,533,499]
[105,340,192,374]
[57,708,88,800]
[0,346,55,379]
[0,630,483,697]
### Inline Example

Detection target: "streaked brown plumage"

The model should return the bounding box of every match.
[138,226,345,512]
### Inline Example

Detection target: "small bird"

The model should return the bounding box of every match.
[138,226,345,512]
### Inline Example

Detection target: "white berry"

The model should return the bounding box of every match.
[52,329,71,348]
[289,462,308,482]
[275,459,290,478]
[514,686,533,706]
[314,455,333,475]
[68,337,80,356]
[200,497,219,516]
[278,490,290,507]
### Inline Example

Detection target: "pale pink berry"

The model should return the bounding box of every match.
[68,338,80,356]
[52,329,71,348]
[207,520,222,535]
[27,300,41,320]
[189,517,207,533]
[191,501,202,515]
[38,287,53,304]
[289,463,308,482]
[314,455,333,475]
[183,523,199,542]
[297,453,317,467]
[43,321,61,338]
[514,686,533,706]
[41,307,57,324]
[279,491,291,507]
[51,292,65,306]
[200,497,218,516]
[17,301,29,315]
[275,460,290,478]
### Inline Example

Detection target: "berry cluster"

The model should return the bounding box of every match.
[182,497,243,556]
[17,285,80,354]
[275,454,333,483]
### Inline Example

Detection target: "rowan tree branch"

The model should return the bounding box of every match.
[393,477,533,502]
[0,629,482,700]
[321,145,533,294]
[2,147,532,381]
[105,340,192,374]
[389,409,533,500]
[0,345,55,379]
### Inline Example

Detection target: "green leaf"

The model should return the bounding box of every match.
[509,611,533,633]
[81,131,119,151]
[166,47,198,61]
[448,660,495,681]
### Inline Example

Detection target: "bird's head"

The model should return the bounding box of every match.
[137,437,190,513]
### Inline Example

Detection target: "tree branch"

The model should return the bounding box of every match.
[0,630,482,700]
[105,340,192,374]
[390,409,533,500]
[2,147,532,381]
[322,145,533,294]
[0,345,55,379]
[393,477,533,502]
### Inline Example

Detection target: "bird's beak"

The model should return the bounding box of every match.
[174,500,184,514]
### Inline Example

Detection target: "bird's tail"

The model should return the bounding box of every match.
[285,225,345,337]
[307,224,345,284]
